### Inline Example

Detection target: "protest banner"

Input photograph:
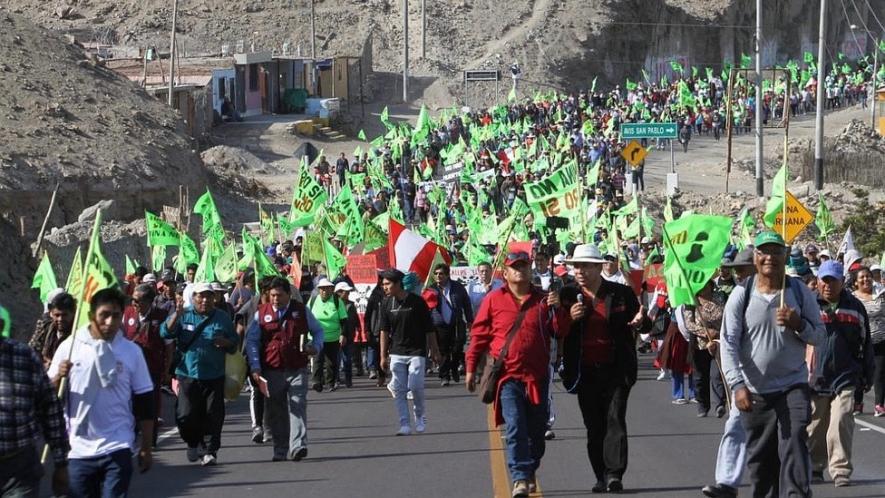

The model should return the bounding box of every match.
[347,253,379,342]
[524,161,581,219]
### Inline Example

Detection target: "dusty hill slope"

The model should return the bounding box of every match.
[7,0,884,106]
[0,8,205,228]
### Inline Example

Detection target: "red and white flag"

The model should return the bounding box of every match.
[388,219,450,282]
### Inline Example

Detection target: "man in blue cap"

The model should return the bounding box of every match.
[719,231,826,498]
[807,260,874,488]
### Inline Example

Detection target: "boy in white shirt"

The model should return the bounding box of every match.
[49,288,155,498]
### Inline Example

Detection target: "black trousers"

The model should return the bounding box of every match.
[741,384,812,498]
[691,347,725,413]
[175,376,225,454]
[436,323,464,382]
[575,365,632,482]
[313,341,340,387]
[874,342,885,406]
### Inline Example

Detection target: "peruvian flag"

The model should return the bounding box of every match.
[388,219,451,282]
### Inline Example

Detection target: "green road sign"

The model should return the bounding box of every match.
[621,122,678,139]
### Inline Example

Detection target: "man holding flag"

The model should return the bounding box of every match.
[720,231,826,498]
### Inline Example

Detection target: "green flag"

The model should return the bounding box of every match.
[670,60,684,74]
[213,243,238,283]
[151,244,166,273]
[358,129,367,141]
[641,208,655,239]
[591,76,597,92]
[663,215,732,307]
[678,80,696,109]
[507,86,517,102]
[740,53,752,68]
[323,239,347,280]
[31,251,58,303]
[815,193,835,240]
[739,208,755,248]
[644,246,661,266]
[289,157,329,227]
[125,255,137,276]
[175,231,200,275]
[763,164,787,229]
[380,106,391,129]
[65,247,83,298]
[145,211,180,246]
[330,184,364,246]
[193,190,223,240]
[663,196,674,223]
[804,51,815,64]
[587,159,601,186]
[612,196,638,216]
[193,237,220,283]
[74,212,119,329]
[625,78,637,91]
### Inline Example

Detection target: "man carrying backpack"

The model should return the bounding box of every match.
[720,232,826,498]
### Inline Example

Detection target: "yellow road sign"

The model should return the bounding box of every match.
[621,140,647,166]
[771,191,814,244]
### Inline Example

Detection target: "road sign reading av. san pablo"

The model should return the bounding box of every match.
[621,122,678,139]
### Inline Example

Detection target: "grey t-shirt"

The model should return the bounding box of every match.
[720,278,826,394]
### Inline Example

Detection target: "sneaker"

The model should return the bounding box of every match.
[606,477,623,493]
[697,409,709,418]
[415,417,426,433]
[201,453,217,466]
[386,382,396,398]
[407,390,414,400]
[834,476,851,487]
[312,383,323,393]
[701,483,737,498]
[396,425,411,436]
[716,405,727,418]
[852,402,863,415]
[368,370,378,380]
[672,398,687,405]
[511,480,529,498]
[186,446,201,462]
[251,426,264,444]
[875,404,885,417]
[440,379,450,387]
[811,471,825,484]
[544,430,556,440]
[656,369,667,381]
[330,383,339,392]
[291,447,308,461]
[689,398,699,404]
[591,481,607,493]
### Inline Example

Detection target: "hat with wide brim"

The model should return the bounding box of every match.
[564,244,607,264]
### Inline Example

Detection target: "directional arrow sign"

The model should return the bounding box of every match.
[621,140,648,166]
[621,122,678,139]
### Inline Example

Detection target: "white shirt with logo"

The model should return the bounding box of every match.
[48,329,154,459]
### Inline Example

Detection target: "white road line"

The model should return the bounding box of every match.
[855,417,885,435]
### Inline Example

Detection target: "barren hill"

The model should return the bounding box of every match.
[7,0,884,106]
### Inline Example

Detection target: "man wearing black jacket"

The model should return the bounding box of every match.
[364,277,387,386]
[557,244,642,494]
[425,263,474,385]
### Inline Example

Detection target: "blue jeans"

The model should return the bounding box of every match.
[500,379,549,482]
[68,448,133,498]
[672,373,696,400]
[715,398,747,488]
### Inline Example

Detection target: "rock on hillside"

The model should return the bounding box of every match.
[0,9,205,230]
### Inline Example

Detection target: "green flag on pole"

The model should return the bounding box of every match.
[65,247,83,298]
[125,254,138,276]
[31,251,58,303]
[74,211,118,329]
[145,211,180,246]
[815,193,836,241]
[663,214,732,307]
[193,190,224,241]
[763,164,787,229]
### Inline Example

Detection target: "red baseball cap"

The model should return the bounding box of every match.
[504,251,532,267]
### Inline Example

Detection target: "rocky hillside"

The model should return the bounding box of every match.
[7,0,884,106]
[0,8,205,228]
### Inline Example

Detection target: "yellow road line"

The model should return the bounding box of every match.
[486,407,544,497]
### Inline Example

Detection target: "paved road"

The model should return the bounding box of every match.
[114,355,885,498]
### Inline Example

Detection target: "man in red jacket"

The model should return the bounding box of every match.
[245,277,324,462]
[122,283,172,446]
[466,251,567,498]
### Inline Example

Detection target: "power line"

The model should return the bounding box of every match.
[848,0,878,43]
[840,0,865,52]
[861,0,885,34]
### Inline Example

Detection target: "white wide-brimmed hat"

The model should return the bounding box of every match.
[564,244,607,264]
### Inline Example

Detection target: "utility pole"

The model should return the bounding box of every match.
[754,0,764,197]
[403,0,409,102]
[814,0,827,191]
[310,0,316,59]
[421,0,426,58]
[871,38,879,131]
[167,0,178,107]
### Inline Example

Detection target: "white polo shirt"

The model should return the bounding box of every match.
[48,328,153,459]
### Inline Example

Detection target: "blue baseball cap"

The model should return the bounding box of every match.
[817,260,844,281]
